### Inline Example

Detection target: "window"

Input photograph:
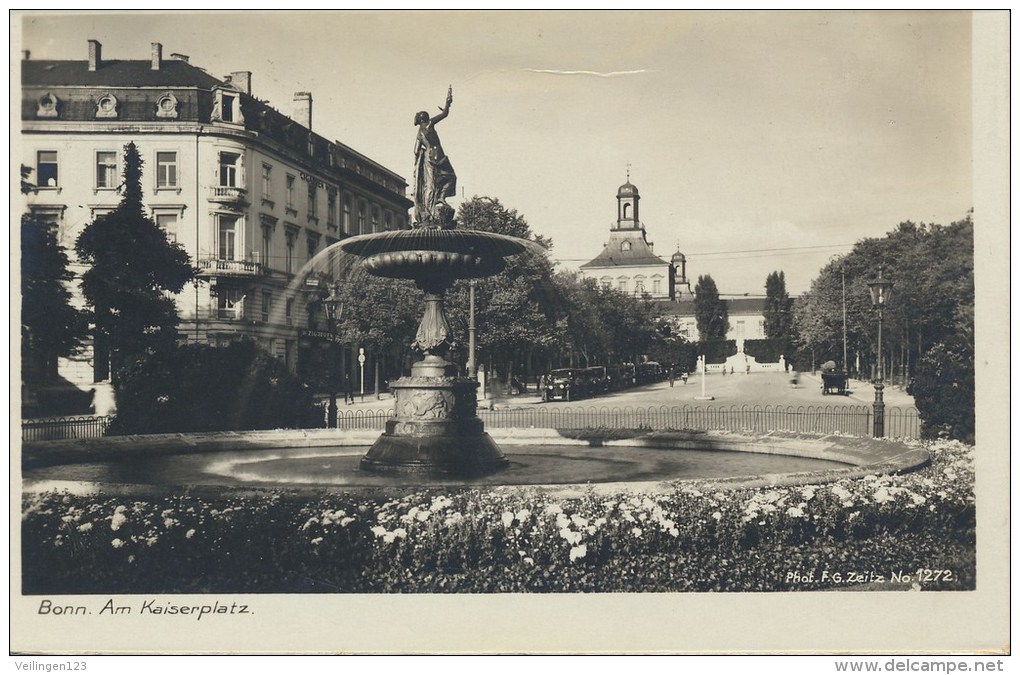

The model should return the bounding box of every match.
[307,235,319,261]
[156,152,178,189]
[634,279,645,295]
[95,93,118,119]
[286,175,296,209]
[285,298,294,326]
[218,215,238,260]
[327,190,337,227]
[621,241,632,252]
[342,196,351,232]
[371,206,380,233]
[155,213,178,243]
[383,211,392,230]
[261,292,273,323]
[357,201,366,235]
[37,151,58,188]
[219,152,240,187]
[261,164,272,200]
[308,182,318,219]
[652,279,662,294]
[222,94,236,123]
[217,289,244,320]
[285,230,297,274]
[96,151,117,189]
[261,228,272,268]
[618,279,628,293]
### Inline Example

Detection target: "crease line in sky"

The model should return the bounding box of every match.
[522,68,654,77]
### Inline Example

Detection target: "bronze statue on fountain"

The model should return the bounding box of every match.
[340,87,525,474]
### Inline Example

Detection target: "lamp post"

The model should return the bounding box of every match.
[867,266,894,437]
[321,283,343,429]
[468,279,477,377]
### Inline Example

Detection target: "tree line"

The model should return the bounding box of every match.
[21,141,974,441]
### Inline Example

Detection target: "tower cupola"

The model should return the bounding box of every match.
[615,180,640,231]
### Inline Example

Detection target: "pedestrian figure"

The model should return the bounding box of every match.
[668,369,675,388]
[790,371,800,389]
[681,372,688,385]
[344,375,354,405]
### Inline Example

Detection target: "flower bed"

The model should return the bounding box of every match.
[21,439,974,593]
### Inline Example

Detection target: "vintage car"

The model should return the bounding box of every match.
[542,368,586,402]
[584,366,609,394]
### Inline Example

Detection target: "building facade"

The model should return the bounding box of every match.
[21,40,411,395]
[660,298,767,344]
[578,180,689,300]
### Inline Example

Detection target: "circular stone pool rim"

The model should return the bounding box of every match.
[21,428,930,497]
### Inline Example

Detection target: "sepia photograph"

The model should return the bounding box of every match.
[11,9,1009,659]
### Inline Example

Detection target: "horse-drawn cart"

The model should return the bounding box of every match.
[820,369,849,396]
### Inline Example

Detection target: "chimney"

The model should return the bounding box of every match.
[151,42,162,70]
[230,71,252,95]
[170,53,189,63]
[294,91,312,130]
[88,39,102,71]
[22,50,30,60]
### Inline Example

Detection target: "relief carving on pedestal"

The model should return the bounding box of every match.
[397,389,455,420]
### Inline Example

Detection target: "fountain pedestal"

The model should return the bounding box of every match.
[360,355,508,474]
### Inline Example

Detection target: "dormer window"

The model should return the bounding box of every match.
[36,92,59,118]
[213,90,243,124]
[155,93,179,119]
[621,241,632,252]
[95,93,119,119]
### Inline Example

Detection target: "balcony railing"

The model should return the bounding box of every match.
[209,186,248,204]
[197,258,265,277]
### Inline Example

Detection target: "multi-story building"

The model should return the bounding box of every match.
[578,179,690,300]
[21,39,411,399]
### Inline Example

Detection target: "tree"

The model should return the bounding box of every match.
[445,196,560,380]
[763,270,796,357]
[21,165,87,385]
[75,142,195,380]
[694,274,728,342]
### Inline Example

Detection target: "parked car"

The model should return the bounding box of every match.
[542,368,586,401]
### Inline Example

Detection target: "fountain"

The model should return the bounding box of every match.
[339,87,526,475]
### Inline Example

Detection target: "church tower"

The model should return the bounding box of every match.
[579,176,676,300]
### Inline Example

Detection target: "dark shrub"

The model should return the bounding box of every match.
[109,340,320,435]
[908,339,975,444]
[698,340,737,365]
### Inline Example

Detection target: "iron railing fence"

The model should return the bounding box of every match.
[21,415,114,442]
[330,404,921,439]
[21,406,920,441]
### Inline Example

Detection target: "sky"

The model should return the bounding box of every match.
[17,10,974,296]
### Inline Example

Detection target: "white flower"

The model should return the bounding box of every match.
[786,506,805,518]
[111,538,124,548]
[310,537,323,545]
[711,511,723,521]
[555,513,570,529]
[163,517,176,529]
[570,514,588,528]
[515,509,531,522]
[631,527,643,537]
[340,517,356,527]
[543,503,563,516]
[77,522,93,532]
[501,512,515,527]
[127,555,135,563]
[569,544,588,562]
[370,525,388,538]
[185,529,196,539]
[559,528,582,545]
[873,487,894,504]
[668,527,679,537]
[110,512,127,531]
[523,557,534,566]
[392,528,408,539]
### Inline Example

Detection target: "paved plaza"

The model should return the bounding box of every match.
[336,369,915,412]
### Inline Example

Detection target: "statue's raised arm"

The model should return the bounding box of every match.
[412,86,457,228]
